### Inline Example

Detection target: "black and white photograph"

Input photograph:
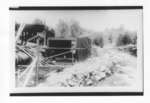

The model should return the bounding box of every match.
[9,6,143,95]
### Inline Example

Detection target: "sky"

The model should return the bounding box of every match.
[11,9,142,32]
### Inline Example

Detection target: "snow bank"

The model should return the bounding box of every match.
[38,46,137,87]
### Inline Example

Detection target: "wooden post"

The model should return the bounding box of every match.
[35,38,40,86]
[71,49,74,65]
[16,70,19,87]
[35,53,39,86]
[44,31,46,46]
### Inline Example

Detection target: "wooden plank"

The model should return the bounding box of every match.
[16,24,25,42]
[22,57,37,87]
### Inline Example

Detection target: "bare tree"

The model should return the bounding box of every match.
[33,19,44,25]
[56,20,69,38]
[70,20,82,38]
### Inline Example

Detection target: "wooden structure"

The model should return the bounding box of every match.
[15,23,92,87]
[18,24,55,46]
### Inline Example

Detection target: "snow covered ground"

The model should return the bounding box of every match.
[38,45,138,87]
